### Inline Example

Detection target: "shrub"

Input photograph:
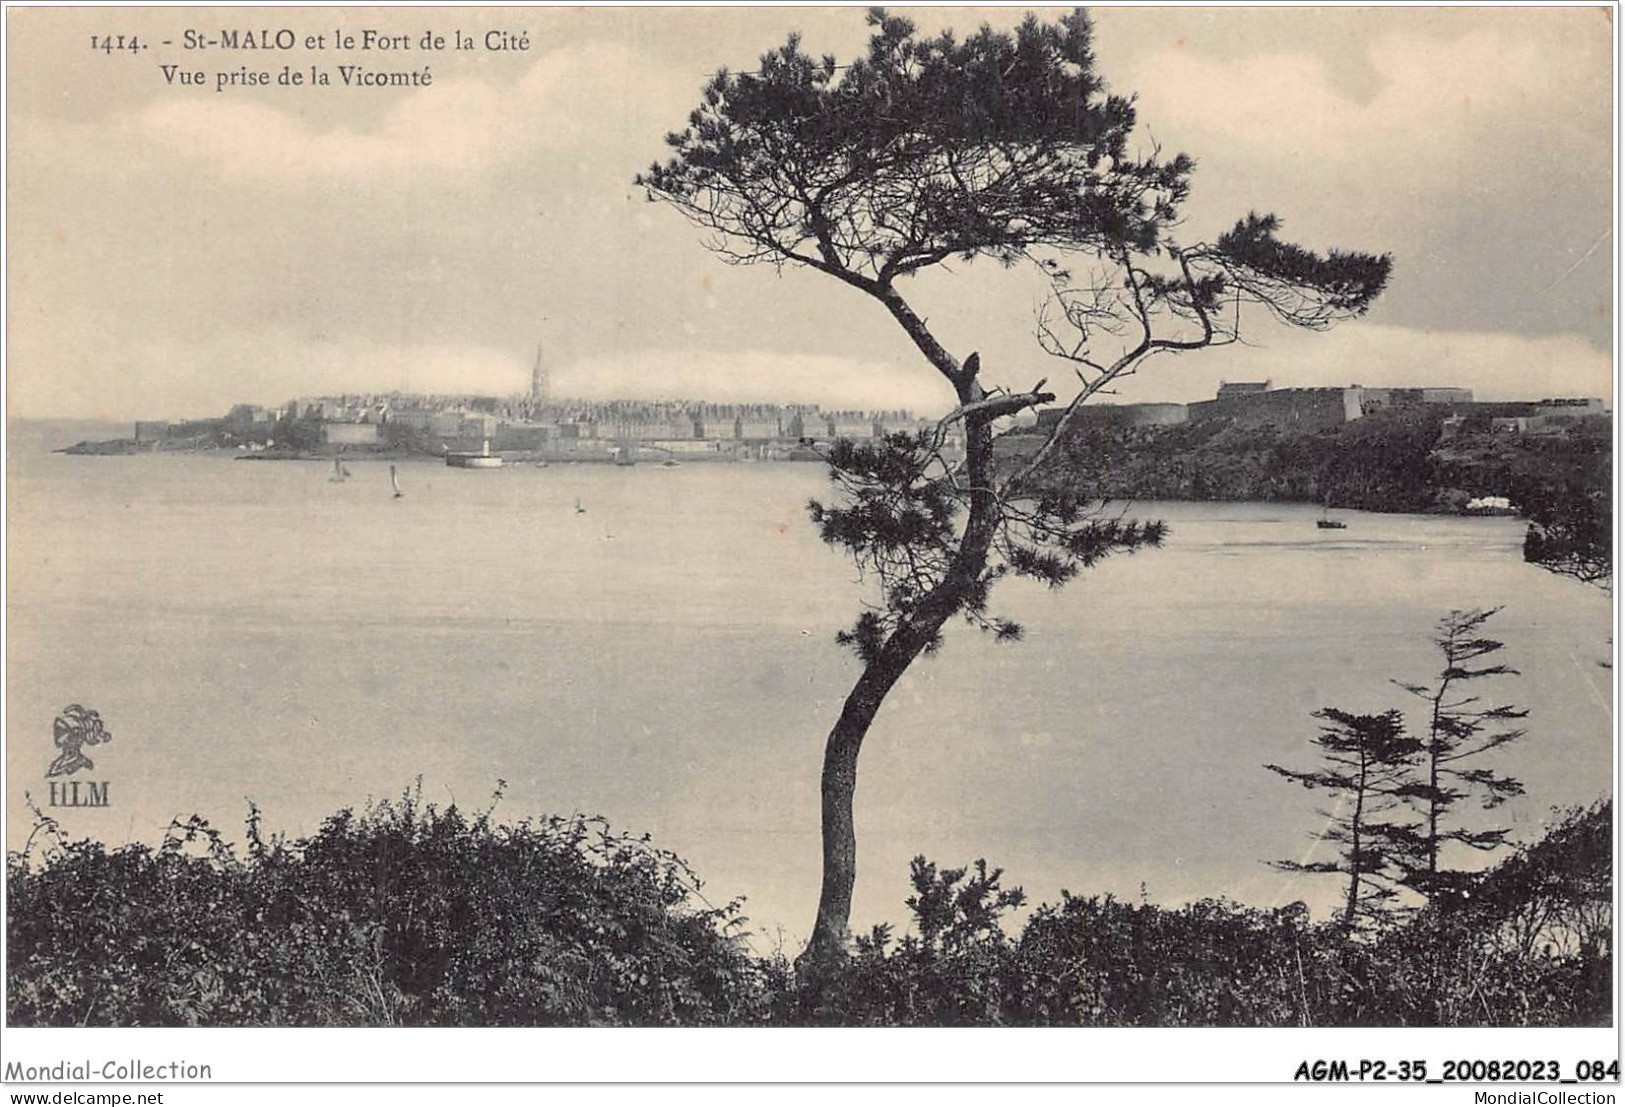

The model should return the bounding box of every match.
[8,792,1606,1027]
[7,785,769,1026]
[789,804,1610,1027]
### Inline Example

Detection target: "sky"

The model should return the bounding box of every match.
[5,5,1615,420]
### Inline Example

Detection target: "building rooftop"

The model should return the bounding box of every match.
[1216,381,1271,397]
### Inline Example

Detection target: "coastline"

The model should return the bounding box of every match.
[54,439,830,465]
[50,436,1537,514]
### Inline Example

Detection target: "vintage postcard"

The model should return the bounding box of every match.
[3,3,1616,1093]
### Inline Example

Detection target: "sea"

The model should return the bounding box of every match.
[5,418,1613,944]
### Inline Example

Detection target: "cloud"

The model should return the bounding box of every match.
[26,314,1602,424]
[6,328,957,421]
[7,10,1611,423]
[1108,17,1612,346]
[6,330,531,421]
[1121,23,1607,196]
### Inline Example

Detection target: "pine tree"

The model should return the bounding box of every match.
[640,8,1392,976]
[1392,608,1529,899]
[1266,709,1421,929]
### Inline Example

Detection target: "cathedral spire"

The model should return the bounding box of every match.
[530,342,549,407]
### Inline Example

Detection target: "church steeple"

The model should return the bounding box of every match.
[530,342,549,407]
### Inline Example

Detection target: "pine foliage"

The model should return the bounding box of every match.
[1266,709,1422,928]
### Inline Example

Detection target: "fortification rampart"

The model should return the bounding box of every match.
[1188,387,1362,432]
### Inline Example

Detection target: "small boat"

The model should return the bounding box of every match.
[390,465,404,499]
[1317,505,1345,530]
[660,458,681,468]
[574,498,586,515]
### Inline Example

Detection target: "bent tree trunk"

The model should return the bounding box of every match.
[798,407,999,980]
[802,637,925,973]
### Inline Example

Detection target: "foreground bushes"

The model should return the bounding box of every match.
[7,786,771,1026]
[795,816,1610,1027]
[7,794,1609,1027]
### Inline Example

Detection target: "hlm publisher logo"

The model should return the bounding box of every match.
[46,703,112,808]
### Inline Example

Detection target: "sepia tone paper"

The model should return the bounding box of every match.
[3,3,1615,1086]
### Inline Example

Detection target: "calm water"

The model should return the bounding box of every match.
[6,420,1613,941]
